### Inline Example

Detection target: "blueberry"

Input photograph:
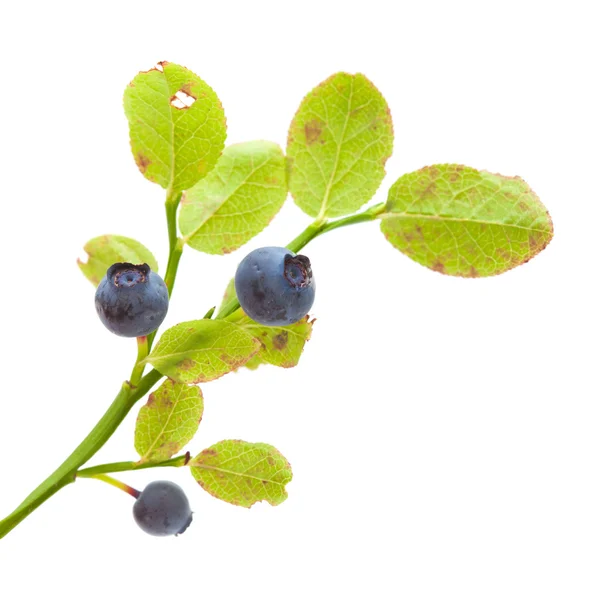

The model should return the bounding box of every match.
[95,263,169,337]
[234,246,315,326]
[133,481,193,537]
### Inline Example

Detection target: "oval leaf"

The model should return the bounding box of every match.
[123,61,227,192]
[78,235,158,286]
[180,141,287,254]
[190,440,292,508]
[287,72,393,219]
[379,165,553,277]
[143,319,261,384]
[227,309,314,369]
[134,379,204,464]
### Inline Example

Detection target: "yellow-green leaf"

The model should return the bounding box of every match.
[287,72,393,219]
[134,380,203,464]
[227,309,313,369]
[78,235,158,286]
[190,440,292,508]
[379,164,553,277]
[143,319,260,384]
[123,61,226,192]
[180,141,287,254]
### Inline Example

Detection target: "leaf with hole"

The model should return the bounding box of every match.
[78,235,158,286]
[123,61,226,192]
[134,379,203,464]
[180,141,287,254]
[190,440,292,508]
[287,72,393,219]
[379,164,553,277]
[143,319,261,384]
[227,309,313,369]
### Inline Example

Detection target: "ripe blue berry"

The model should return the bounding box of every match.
[95,263,169,338]
[133,481,193,537]
[234,246,315,326]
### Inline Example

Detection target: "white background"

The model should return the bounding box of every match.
[0,1,598,598]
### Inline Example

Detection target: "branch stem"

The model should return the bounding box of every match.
[77,453,190,478]
[0,369,162,539]
[215,202,385,319]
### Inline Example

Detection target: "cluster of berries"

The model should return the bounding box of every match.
[94,247,316,535]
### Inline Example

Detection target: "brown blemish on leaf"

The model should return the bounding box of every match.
[265,176,280,185]
[432,261,446,274]
[178,359,196,371]
[135,153,151,173]
[267,456,275,466]
[202,448,217,456]
[146,392,157,406]
[518,200,530,212]
[468,266,479,277]
[304,119,323,145]
[273,331,288,350]
[415,225,424,239]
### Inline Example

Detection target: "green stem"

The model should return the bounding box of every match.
[77,453,190,478]
[164,237,184,295]
[130,336,149,386]
[86,474,140,499]
[0,369,163,539]
[215,202,385,320]
[148,191,183,349]
[165,190,181,259]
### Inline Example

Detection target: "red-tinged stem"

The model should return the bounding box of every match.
[85,474,140,499]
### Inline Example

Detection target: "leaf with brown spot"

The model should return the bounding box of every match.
[134,379,203,464]
[287,72,394,219]
[379,164,553,277]
[143,319,261,384]
[190,440,292,508]
[179,141,287,255]
[78,235,158,287]
[226,309,313,369]
[123,61,226,192]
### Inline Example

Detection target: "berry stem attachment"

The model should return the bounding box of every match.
[85,474,140,499]
[130,336,149,386]
[215,202,386,320]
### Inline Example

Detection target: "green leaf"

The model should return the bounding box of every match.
[123,61,227,192]
[190,440,292,508]
[379,165,553,277]
[227,309,313,369]
[180,141,287,254]
[78,235,158,286]
[287,72,393,219]
[143,319,261,384]
[134,379,203,464]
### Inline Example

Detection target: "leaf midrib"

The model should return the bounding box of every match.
[139,386,194,462]
[317,77,354,220]
[183,155,275,242]
[193,463,287,486]
[380,211,551,235]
